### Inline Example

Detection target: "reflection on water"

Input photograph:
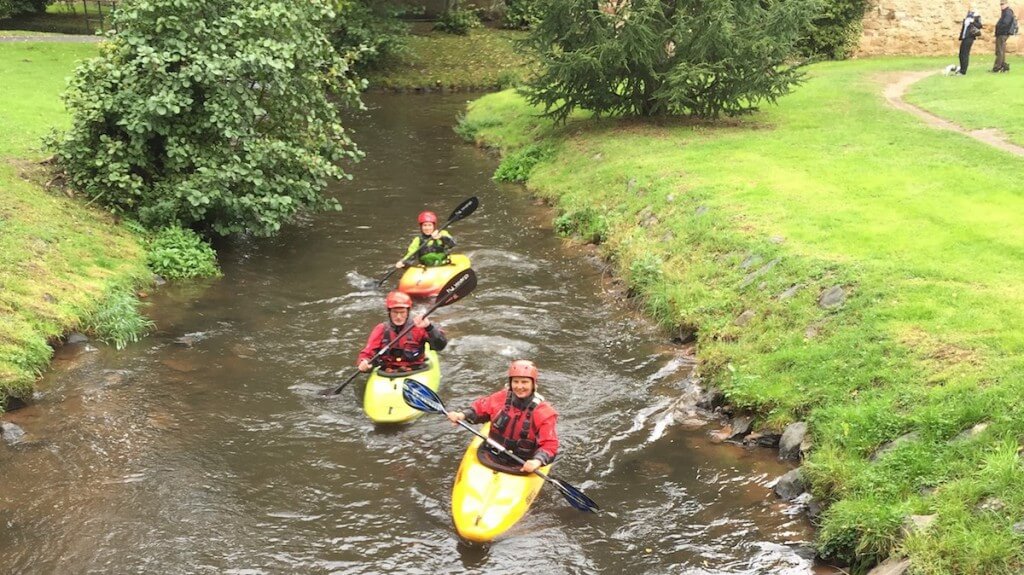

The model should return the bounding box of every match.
[0,93,832,574]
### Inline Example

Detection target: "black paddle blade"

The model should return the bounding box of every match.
[445,196,479,226]
[402,379,446,414]
[433,268,477,307]
[550,478,600,513]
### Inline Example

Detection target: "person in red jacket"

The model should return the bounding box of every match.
[357,291,447,373]
[446,359,559,473]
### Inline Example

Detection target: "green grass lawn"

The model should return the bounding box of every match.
[906,58,1024,146]
[367,27,532,91]
[0,42,148,400]
[462,57,1024,573]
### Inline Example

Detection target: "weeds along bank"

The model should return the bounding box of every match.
[460,58,1024,573]
[0,42,150,404]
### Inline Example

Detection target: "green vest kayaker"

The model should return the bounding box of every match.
[395,211,456,268]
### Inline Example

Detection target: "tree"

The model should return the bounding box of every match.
[329,0,410,73]
[0,0,50,19]
[50,0,363,237]
[521,0,815,121]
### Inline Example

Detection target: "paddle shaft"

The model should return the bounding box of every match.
[323,298,447,396]
[453,414,565,489]
[377,197,476,287]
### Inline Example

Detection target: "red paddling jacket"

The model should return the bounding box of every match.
[464,389,559,465]
[357,321,447,372]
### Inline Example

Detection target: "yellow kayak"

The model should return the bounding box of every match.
[398,254,471,298]
[363,346,440,423]
[451,423,551,542]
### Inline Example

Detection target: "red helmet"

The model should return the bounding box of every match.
[507,359,538,386]
[385,291,412,309]
[418,211,438,225]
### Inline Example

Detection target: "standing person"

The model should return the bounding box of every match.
[993,0,1015,72]
[395,211,456,269]
[357,291,447,373]
[446,360,559,473]
[959,8,983,74]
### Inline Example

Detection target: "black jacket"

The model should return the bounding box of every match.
[996,7,1014,36]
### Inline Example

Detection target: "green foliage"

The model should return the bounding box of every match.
[502,0,541,30]
[433,7,480,35]
[146,226,220,280]
[329,0,409,73]
[522,0,814,121]
[627,253,663,294]
[797,0,869,60]
[817,497,905,568]
[0,0,50,19]
[553,206,607,244]
[84,287,154,350]
[49,0,363,238]
[492,143,551,182]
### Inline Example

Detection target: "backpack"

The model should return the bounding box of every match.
[1011,15,1019,36]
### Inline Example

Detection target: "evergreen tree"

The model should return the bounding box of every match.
[522,0,815,121]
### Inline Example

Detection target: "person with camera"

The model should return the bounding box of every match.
[958,8,983,74]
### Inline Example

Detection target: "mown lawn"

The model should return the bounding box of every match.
[367,27,532,91]
[461,56,1024,573]
[906,65,1024,147]
[0,42,148,399]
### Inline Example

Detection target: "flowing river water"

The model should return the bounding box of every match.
[0,94,832,574]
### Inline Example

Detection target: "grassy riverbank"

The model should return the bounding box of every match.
[461,58,1024,573]
[0,42,149,402]
[367,27,530,91]
[906,67,1024,147]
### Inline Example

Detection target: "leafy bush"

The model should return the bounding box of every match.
[554,206,608,244]
[628,254,663,294]
[797,0,870,60]
[433,7,480,35]
[502,0,541,30]
[492,143,551,182]
[329,0,410,73]
[49,0,363,238]
[146,226,220,280]
[522,0,814,121]
[0,0,49,18]
[85,288,154,350]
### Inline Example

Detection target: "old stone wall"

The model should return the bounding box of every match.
[858,0,1021,56]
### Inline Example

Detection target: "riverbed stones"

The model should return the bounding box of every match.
[696,386,726,410]
[777,284,801,301]
[740,258,779,288]
[153,274,167,286]
[740,254,763,270]
[779,421,808,460]
[1013,521,1024,535]
[871,431,920,461]
[733,310,755,327]
[866,557,911,575]
[66,332,89,344]
[818,285,846,308]
[744,431,781,448]
[772,468,806,501]
[728,415,754,440]
[953,421,989,442]
[2,422,26,445]
[637,206,658,228]
[903,514,936,537]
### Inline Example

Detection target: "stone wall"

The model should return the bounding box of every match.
[857,0,1021,56]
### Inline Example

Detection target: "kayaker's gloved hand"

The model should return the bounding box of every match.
[395,260,406,269]
[430,230,442,240]
[447,411,466,425]
[413,315,431,329]
[358,359,373,372]
[521,459,542,473]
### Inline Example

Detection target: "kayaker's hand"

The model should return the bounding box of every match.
[395,260,406,269]
[521,459,542,473]
[413,315,430,329]
[447,411,465,425]
[358,359,373,372]
[430,230,441,240]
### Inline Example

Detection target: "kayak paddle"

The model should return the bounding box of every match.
[402,379,600,513]
[376,196,479,288]
[320,268,478,397]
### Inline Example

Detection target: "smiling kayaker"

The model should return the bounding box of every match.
[395,211,456,269]
[446,360,559,473]
[357,291,447,373]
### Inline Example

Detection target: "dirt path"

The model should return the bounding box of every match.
[883,69,1024,157]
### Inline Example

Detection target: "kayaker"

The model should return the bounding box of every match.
[395,211,456,269]
[446,360,558,473]
[357,291,447,373]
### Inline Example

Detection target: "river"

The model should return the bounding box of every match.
[0,93,830,575]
